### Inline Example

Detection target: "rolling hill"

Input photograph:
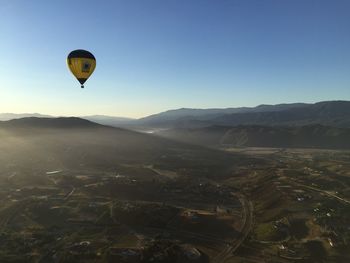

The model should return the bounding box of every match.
[1,117,101,129]
[0,117,245,181]
[0,113,52,121]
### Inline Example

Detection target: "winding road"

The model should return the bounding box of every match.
[213,194,253,263]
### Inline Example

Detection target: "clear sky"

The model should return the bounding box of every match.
[1,0,349,118]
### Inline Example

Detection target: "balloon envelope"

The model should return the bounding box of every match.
[67,49,96,88]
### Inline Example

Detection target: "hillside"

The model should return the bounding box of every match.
[212,101,350,128]
[157,124,350,149]
[0,113,52,121]
[138,103,308,125]
[137,101,350,129]
[0,117,245,180]
[0,117,102,129]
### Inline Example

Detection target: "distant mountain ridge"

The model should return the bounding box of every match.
[0,113,52,121]
[138,103,309,124]
[2,100,350,129]
[0,113,135,127]
[0,117,102,129]
[212,101,350,128]
[137,101,350,129]
[83,115,136,127]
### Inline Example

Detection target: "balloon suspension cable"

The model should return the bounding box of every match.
[81,85,84,89]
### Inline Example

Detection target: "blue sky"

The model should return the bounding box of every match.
[1,0,349,118]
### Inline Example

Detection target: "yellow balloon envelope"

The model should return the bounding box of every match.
[67,49,96,88]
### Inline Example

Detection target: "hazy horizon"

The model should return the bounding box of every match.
[0,99,348,120]
[2,0,350,118]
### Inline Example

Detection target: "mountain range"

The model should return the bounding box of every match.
[136,101,350,129]
[0,113,51,121]
[2,100,350,149]
[2,101,350,129]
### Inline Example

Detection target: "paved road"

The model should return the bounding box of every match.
[213,194,253,263]
[64,186,76,200]
[288,179,350,205]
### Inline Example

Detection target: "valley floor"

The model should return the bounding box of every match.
[0,147,349,262]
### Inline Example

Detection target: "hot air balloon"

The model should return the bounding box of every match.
[67,49,96,88]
